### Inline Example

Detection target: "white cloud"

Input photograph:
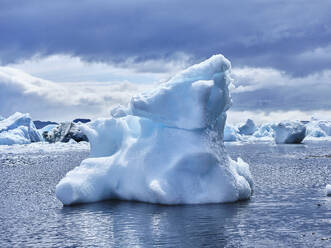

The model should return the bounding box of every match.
[232,67,331,93]
[1,55,331,124]
[0,66,155,121]
[8,54,191,83]
[231,67,331,111]
[0,54,192,121]
[227,110,331,125]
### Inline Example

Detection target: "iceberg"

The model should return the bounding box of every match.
[319,121,331,136]
[253,123,274,138]
[0,115,4,121]
[0,112,43,145]
[306,119,331,138]
[273,121,306,144]
[56,54,253,205]
[38,124,58,137]
[110,105,131,118]
[326,185,331,196]
[43,122,88,143]
[238,119,257,135]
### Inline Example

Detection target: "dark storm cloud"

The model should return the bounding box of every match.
[1,0,331,75]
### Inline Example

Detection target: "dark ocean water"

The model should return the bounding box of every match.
[0,141,330,247]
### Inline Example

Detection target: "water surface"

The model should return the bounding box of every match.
[0,141,330,247]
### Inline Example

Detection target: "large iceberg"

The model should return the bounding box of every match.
[56,54,253,205]
[0,112,43,145]
[274,121,306,144]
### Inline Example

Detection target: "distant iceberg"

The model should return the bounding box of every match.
[224,125,240,142]
[0,112,43,145]
[225,118,331,144]
[306,119,331,138]
[253,123,274,139]
[43,122,88,143]
[238,119,257,135]
[326,185,331,196]
[56,54,254,205]
[273,121,306,144]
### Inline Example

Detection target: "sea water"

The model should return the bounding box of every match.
[0,141,330,247]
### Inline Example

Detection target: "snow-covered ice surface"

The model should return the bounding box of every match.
[56,54,253,205]
[274,121,306,144]
[0,141,89,154]
[0,112,43,145]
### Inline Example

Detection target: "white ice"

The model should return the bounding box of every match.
[306,119,331,137]
[38,124,58,135]
[224,125,240,142]
[253,123,274,138]
[273,121,306,144]
[43,122,88,143]
[56,54,254,205]
[0,112,43,145]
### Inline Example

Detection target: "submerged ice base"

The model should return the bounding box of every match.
[56,54,253,205]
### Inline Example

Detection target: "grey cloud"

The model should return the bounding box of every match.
[0,0,331,75]
[231,68,331,112]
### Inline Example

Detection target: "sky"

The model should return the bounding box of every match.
[0,0,331,123]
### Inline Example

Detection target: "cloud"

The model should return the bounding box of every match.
[0,67,154,121]
[0,0,330,75]
[1,54,331,122]
[8,54,191,83]
[231,67,331,111]
[0,55,331,121]
[227,110,331,125]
